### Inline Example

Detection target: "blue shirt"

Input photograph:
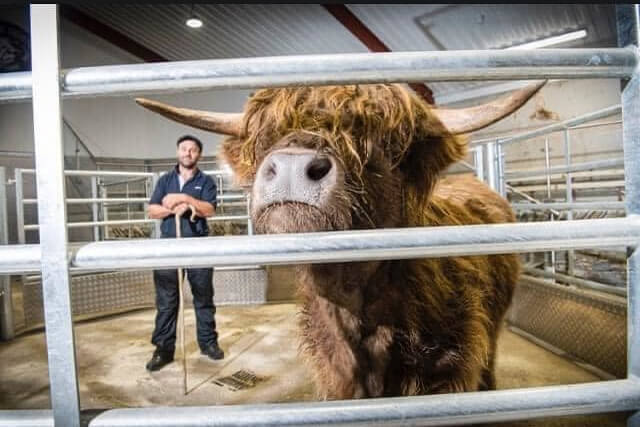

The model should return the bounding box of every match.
[150,165,217,238]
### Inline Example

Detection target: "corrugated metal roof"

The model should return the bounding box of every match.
[69,4,617,103]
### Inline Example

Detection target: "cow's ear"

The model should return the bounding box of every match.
[220,137,254,185]
[397,122,468,197]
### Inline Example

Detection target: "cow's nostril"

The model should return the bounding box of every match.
[306,157,332,181]
[264,161,277,181]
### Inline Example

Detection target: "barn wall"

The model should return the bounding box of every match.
[468,79,622,171]
[0,13,250,160]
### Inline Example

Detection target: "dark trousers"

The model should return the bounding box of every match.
[151,267,217,355]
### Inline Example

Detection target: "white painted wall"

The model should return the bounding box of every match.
[458,79,623,170]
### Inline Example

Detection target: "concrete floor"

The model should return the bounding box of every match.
[0,303,629,426]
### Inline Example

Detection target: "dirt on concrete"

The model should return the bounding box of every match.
[0,303,629,426]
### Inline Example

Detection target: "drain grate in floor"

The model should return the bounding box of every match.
[213,369,263,391]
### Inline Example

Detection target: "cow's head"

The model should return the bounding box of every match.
[137,82,543,234]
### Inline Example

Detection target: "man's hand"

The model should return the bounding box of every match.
[172,202,191,218]
[162,193,187,209]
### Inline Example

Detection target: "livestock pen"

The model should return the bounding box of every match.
[1,4,640,427]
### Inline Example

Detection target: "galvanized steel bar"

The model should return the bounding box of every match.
[30,5,81,426]
[564,129,575,275]
[505,158,625,180]
[23,197,149,205]
[15,169,25,244]
[0,167,14,340]
[88,379,640,427]
[24,195,246,204]
[485,142,497,191]
[522,267,626,297]
[21,169,154,178]
[24,219,154,230]
[0,410,53,427]
[0,244,41,274]
[622,43,640,385]
[473,105,622,147]
[512,201,626,210]
[68,217,640,272]
[91,177,100,242]
[0,48,636,102]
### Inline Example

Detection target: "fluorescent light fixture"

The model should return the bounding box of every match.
[505,29,587,50]
[186,17,203,28]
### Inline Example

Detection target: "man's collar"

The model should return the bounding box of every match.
[173,163,201,179]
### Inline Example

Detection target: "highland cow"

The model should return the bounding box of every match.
[136,81,543,399]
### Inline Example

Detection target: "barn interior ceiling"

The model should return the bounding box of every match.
[63,4,618,104]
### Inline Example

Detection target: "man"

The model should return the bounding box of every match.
[145,134,224,372]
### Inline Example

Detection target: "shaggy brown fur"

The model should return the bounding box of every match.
[221,84,520,399]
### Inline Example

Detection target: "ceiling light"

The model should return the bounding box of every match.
[505,29,587,50]
[186,18,203,28]
[186,4,203,29]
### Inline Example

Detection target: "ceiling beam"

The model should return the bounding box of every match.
[322,4,434,104]
[59,5,168,63]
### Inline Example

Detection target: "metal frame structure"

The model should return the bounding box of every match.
[13,168,251,242]
[470,98,627,295]
[1,4,640,426]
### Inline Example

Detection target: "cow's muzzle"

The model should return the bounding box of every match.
[251,147,339,217]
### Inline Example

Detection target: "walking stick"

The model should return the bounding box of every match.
[175,211,187,395]
[175,205,196,396]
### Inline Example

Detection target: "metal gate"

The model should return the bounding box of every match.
[1,4,640,427]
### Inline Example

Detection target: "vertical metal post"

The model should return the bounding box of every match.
[496,142,506,197]
[101,184,109,240]
[564,130,575,276]
[91,176,99,242]
[544,137,556,275]
[621,7,640,424]
[0,167,14,340]
[15,169,25,245]
[126,182,131,238]
[473,145,484,183]
[152,173,161,238]
[246,193,253,236]
[30,5,81,426]
[485,141,497,192]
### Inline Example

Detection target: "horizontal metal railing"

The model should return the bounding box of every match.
[522,266,627,297]
[5,6,640,426]
[471,105,622,147]
[0,48,636,102]
[512,201,626,211]
[22,194,247,205]
[2,216,638,274]
[87,379,640,427]
[0,410,53,427]
[505,158,625,180]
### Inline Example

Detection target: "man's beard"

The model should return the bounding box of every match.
[179,158,197,169]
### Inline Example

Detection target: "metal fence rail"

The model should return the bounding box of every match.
[0,49,636,102]
[2,4,640,427]
[0,216,637,274]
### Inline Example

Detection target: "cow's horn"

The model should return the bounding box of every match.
[432,80,546,135]
[135,98,244,137]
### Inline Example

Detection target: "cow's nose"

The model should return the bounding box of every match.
[253,149,338,210]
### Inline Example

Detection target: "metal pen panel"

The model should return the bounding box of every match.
[512,202,626,211]
[15,169,25,244]
[67,217,640,272]
[88,379,640,427]
[29,5,80,427]
[622,48,640,383]
[0,48,637,102]
[475,105,623,147]
[0,410,53,427]
[0,167,14,340]
[505,158,625,180]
